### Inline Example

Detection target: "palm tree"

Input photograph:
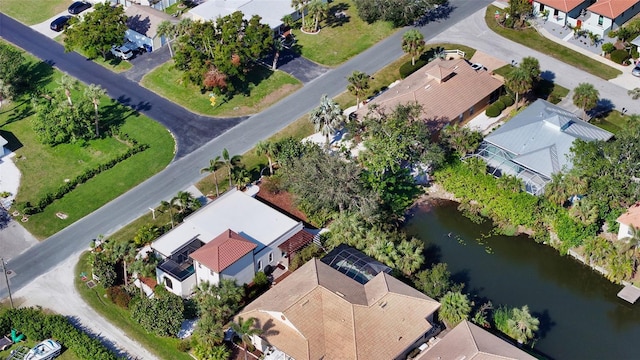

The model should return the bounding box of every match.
[57,74,77,106]
[395,238,424,276]
[309,94,345,146]
[201,156,225,197]
[230,317,263,360]
[255,140,276,176]
[222,148,242,189]
[160,200,176,228]
[291,0,309,30]
[628,88,640,100]
[439,291,472,328]
[347,71,370,109]
[497,174,522,193]
[507,305,539,344]
[573,83,599,121]
[272,38,283,70]
[157,20,177,58]
[402,29,426,66]
[544,173,568,206]
[307,0,327,33]
[505,66,532,109]
[84,84,106,136]
[519,56,540,83]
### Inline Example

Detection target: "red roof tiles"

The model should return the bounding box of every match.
[189,229,256,272]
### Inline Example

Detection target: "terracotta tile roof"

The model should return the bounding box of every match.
[278,229,315,254]
[416,321,537,360]
[356,58,503,124]
[189,229,256,272]
[588,0,640,19]
[617,203,640,229]
[536,0,587,12]
[238,259,440,359]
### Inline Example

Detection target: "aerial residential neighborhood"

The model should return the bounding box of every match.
[2,0,640,359]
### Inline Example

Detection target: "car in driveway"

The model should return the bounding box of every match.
[633,63,640,77]
[68,1,92,15]
[471,63,484,71]
[50,15,72,32]
[111,45,133,60]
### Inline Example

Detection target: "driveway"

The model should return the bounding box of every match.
[267,49,330,84]
[123,46,172,83]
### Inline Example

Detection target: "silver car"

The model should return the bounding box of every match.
[633,64,640,77]
[110,45,133,60]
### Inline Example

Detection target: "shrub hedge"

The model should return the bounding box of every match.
[499,95,514,107]
[485,104,502,118]
[2,307,119,360]
[610,49,629,64]
[19,143,149,215]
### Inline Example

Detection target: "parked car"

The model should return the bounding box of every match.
[68,1,92,15]
[632,63,640,77]
[122,41,145,55]
[111,45,133,60]
[471,63,484,71]
[50,15,72,32]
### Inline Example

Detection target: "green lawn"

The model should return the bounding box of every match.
[141,62,301,116]
[493,64,569,104]
[0,0,68,25]
[54,36,133,73]
[0,49,174,239]
[291,0,397,66]
[74,253,192,360]
[486,5,621,80]
[592,110,629,134]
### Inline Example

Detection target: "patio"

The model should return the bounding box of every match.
[532,16,603,56]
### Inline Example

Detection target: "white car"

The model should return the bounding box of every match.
[471,63,484,71]
[110,45,133,60]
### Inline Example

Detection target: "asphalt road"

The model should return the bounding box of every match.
[0,13,245,159]
[0,0,493,298]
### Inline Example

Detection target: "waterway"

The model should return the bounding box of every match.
[405,200,640,360]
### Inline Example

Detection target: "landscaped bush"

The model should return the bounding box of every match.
[610,49,630,64]
[106,286,132,309]
[494,99,506,111]
[289,243,324,271]
[399,58,428,79]
[485,104,502,118]
[130,287,184,337]
[499,95,514,107]
[601,42,615,54]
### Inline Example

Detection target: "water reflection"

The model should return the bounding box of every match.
[405,200,640,359]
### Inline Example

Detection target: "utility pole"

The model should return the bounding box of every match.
[1,258,14,309]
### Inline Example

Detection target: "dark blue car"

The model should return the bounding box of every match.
[50,15,72,32]
[68,1,92,15]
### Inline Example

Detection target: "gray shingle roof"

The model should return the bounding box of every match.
[484,99,612,178]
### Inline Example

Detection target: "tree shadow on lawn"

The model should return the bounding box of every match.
[325,2,351,28]
[19,60,55,96]
[232,66,275,98]
[98,99,139,137]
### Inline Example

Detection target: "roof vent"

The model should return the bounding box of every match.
[335,291,345,297]
[379,301,388,309]
[301,299,310,307]
[424,84,431,90]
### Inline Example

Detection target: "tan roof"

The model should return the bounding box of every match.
[536,0,587,12]
[356,58,503,124]
[617,203,640,229]
[189,229,256,272]
[125,4,178,39]
[588,0,640,19]
[416,321,537,360]
[238,258,440,359]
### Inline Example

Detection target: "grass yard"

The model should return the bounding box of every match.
[486,5,621,80]
[592,110,630,134]
[53,35,133,73]
[0,0,68,25]
[493,64,569,104]
[74,253,192,360]
[0,48,174,239]
[141,62,301,116]
[291,0,397,66]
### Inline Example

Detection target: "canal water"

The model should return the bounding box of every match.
[404,200,640,360]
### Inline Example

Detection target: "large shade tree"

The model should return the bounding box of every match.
[439,291,472,327]
[64,2,128,59]
[572,83,599,121]
[402,29,426,66]
[309,94,345,145]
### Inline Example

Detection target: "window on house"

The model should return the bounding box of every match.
[458,114,464,122]
[539,4,545,12]
[268,252,274,263]
[164,277,173,289]
[257,260,263,270]
[198,263,201,268]
[553,9,559,16]
[598,15,603,26]
[469,106,475,116]
[210,269,214,276]
[282,251,287,258]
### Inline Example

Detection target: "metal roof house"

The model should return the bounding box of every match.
[187,0,303,31]
[473,99,612,196]
[151,188,313,297]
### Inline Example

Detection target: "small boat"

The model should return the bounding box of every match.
[23,339,61,360]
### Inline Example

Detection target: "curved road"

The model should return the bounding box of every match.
[0,0,494,299]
